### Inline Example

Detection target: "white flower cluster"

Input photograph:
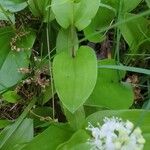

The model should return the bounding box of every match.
[86,117,145,150]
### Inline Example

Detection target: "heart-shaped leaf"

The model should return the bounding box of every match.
[51,0,73,28]
[86,59,134,109]
[53,46,97,113]
[74,0,100,30]
[51,0,99,30]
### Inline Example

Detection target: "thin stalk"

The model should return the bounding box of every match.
[46,27,55,120]
[114,0,123,62]
[114,1,123,81]
[71,25,75,57]
[70,0,75,57]
[46,6,55,120]
[41,47,56,62]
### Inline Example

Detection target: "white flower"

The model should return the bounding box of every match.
[86,117,145,150]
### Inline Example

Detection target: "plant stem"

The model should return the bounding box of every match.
[46,4,55,120]
[71,25,75,57]
[114,0,123,62]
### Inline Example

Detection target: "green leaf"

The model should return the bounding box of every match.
[86,59,134,109]
[146,0,150,8]
[83,0,142,42]
[0,27,14,68]
[84,6,115,43]
[0,50,30,91]
[74,0,100,30]
[42,85,56,105]
[0,9,15,23]
[2,90,21,103]
[56,28,78,53]
[0,0,27,12]
[29,106,53,128]
[64,106,85,131]
[53,46,97,113]
[51,0,73,28]
[84,105,104,117]
[0,98,36,149]
[120,13,150,53]
[0,118,33,150]
[28,0,55,22]
[0,28,36,92]
[0,120,12,129]
[86,110,150,150]
[100,0,142,12]
[22,124,73,150]
[122,0,142,12]
[57,130,91,150]
[51,0,99,30]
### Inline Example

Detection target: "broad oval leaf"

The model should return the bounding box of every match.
[51,0,73,28]
[53,46,97,113]
[74,0,100,30]
[0,118,33,150]
[0,0,27,12]
[120,13,150,53]
[84,6,115,43]
[0,27,14,68]
[51,0,99,30]
[0,28,36,92]
[86,59,134,109]
[22,124,73,150]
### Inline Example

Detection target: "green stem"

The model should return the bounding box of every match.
[114,0,123,62]
[46,4,55,120]
[71,25,75,57]
[70,0,76,58]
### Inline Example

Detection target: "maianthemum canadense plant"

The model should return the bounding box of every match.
[0,0,150,150]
